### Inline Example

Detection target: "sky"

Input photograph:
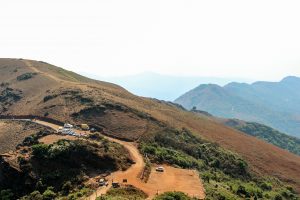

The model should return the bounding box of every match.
[1,0,300,81]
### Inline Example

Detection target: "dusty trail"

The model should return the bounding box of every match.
[24,119,205,200]
[23,60,62,82]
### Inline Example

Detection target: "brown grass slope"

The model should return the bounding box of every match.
[0,58,299,191]
[0,120,51,154]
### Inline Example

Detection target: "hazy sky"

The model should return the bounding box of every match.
[1,0,300,80]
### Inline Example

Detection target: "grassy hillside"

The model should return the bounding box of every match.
[174,78,300,138]
[222,119,300,156]
[140,128,299,199]
[0,58,300,194]
[0,120,52,154]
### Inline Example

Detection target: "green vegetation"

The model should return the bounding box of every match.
[226,120,300,155]
[96,185,147,200]
[20,187,92,200]
[0,88,22,103]
[0,87,22,112]
[21,130,50,146]
[141,128,249,179]
[43,89,93,105]
[1,138,131,199]
[0,82,9,87]
[17,72,37,81]
[154,191,196,200]
[43,94,58,102]
[0,189,14,200]
[140,128,299,200]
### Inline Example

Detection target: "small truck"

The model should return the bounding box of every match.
[81,124,89,130]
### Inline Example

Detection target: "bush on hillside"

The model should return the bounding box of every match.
[141,128,250,179]
[97,185,147,200]
[154,191,196,200]
[17,73,37,81]
[0,189,14,200]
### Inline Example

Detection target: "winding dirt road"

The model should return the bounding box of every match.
[29,119,205,199]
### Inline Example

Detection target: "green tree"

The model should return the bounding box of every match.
[42,188,56,200]
[0,189,14,200]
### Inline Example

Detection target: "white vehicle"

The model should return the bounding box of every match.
[62,129,71,135]
[57,127,63,133]
[64,123,73,129]
[156,166,164,172]
[99,179,106,186]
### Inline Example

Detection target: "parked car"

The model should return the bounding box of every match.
[112,182,120,188]
[99,179,106,186]
[156,166,164,172]
[64,123,73,129]
[90,128,96,133]
[57,127,63,133]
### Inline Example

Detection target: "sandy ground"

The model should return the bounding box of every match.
[38,134,76,144]
[146,165,204,198]
[32,119,205,200]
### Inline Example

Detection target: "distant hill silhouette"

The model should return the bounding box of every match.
[84,72,251,101]
[175,76,300,137]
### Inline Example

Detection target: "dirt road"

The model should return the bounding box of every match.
[30,119,205,199]
[23,60,62,83]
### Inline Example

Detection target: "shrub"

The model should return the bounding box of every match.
[274,194,283,200]
[154,191,194,200]
[43,94,57,102]
[0,189,14,200]
[62,181,72,194]
[17,73,37,81]
[22,191,43,200]
[260,182,272,191]
[97,185,147,200]
[42,188,57,200]
[31,144,49,159]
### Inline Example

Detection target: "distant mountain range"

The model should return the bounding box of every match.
[175,76,300,138]
[82,72,252,101]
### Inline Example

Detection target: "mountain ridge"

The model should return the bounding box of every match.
[175,76,300,137]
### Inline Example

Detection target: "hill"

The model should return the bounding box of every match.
[174,78,300,138]
[219,118,300,156]
[0,58,300,198]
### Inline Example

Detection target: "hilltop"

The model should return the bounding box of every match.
[175,77,300,138]
[0,59,300,199]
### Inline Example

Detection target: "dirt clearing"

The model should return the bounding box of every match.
[146,165,204,199]
[38,134,77,144]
